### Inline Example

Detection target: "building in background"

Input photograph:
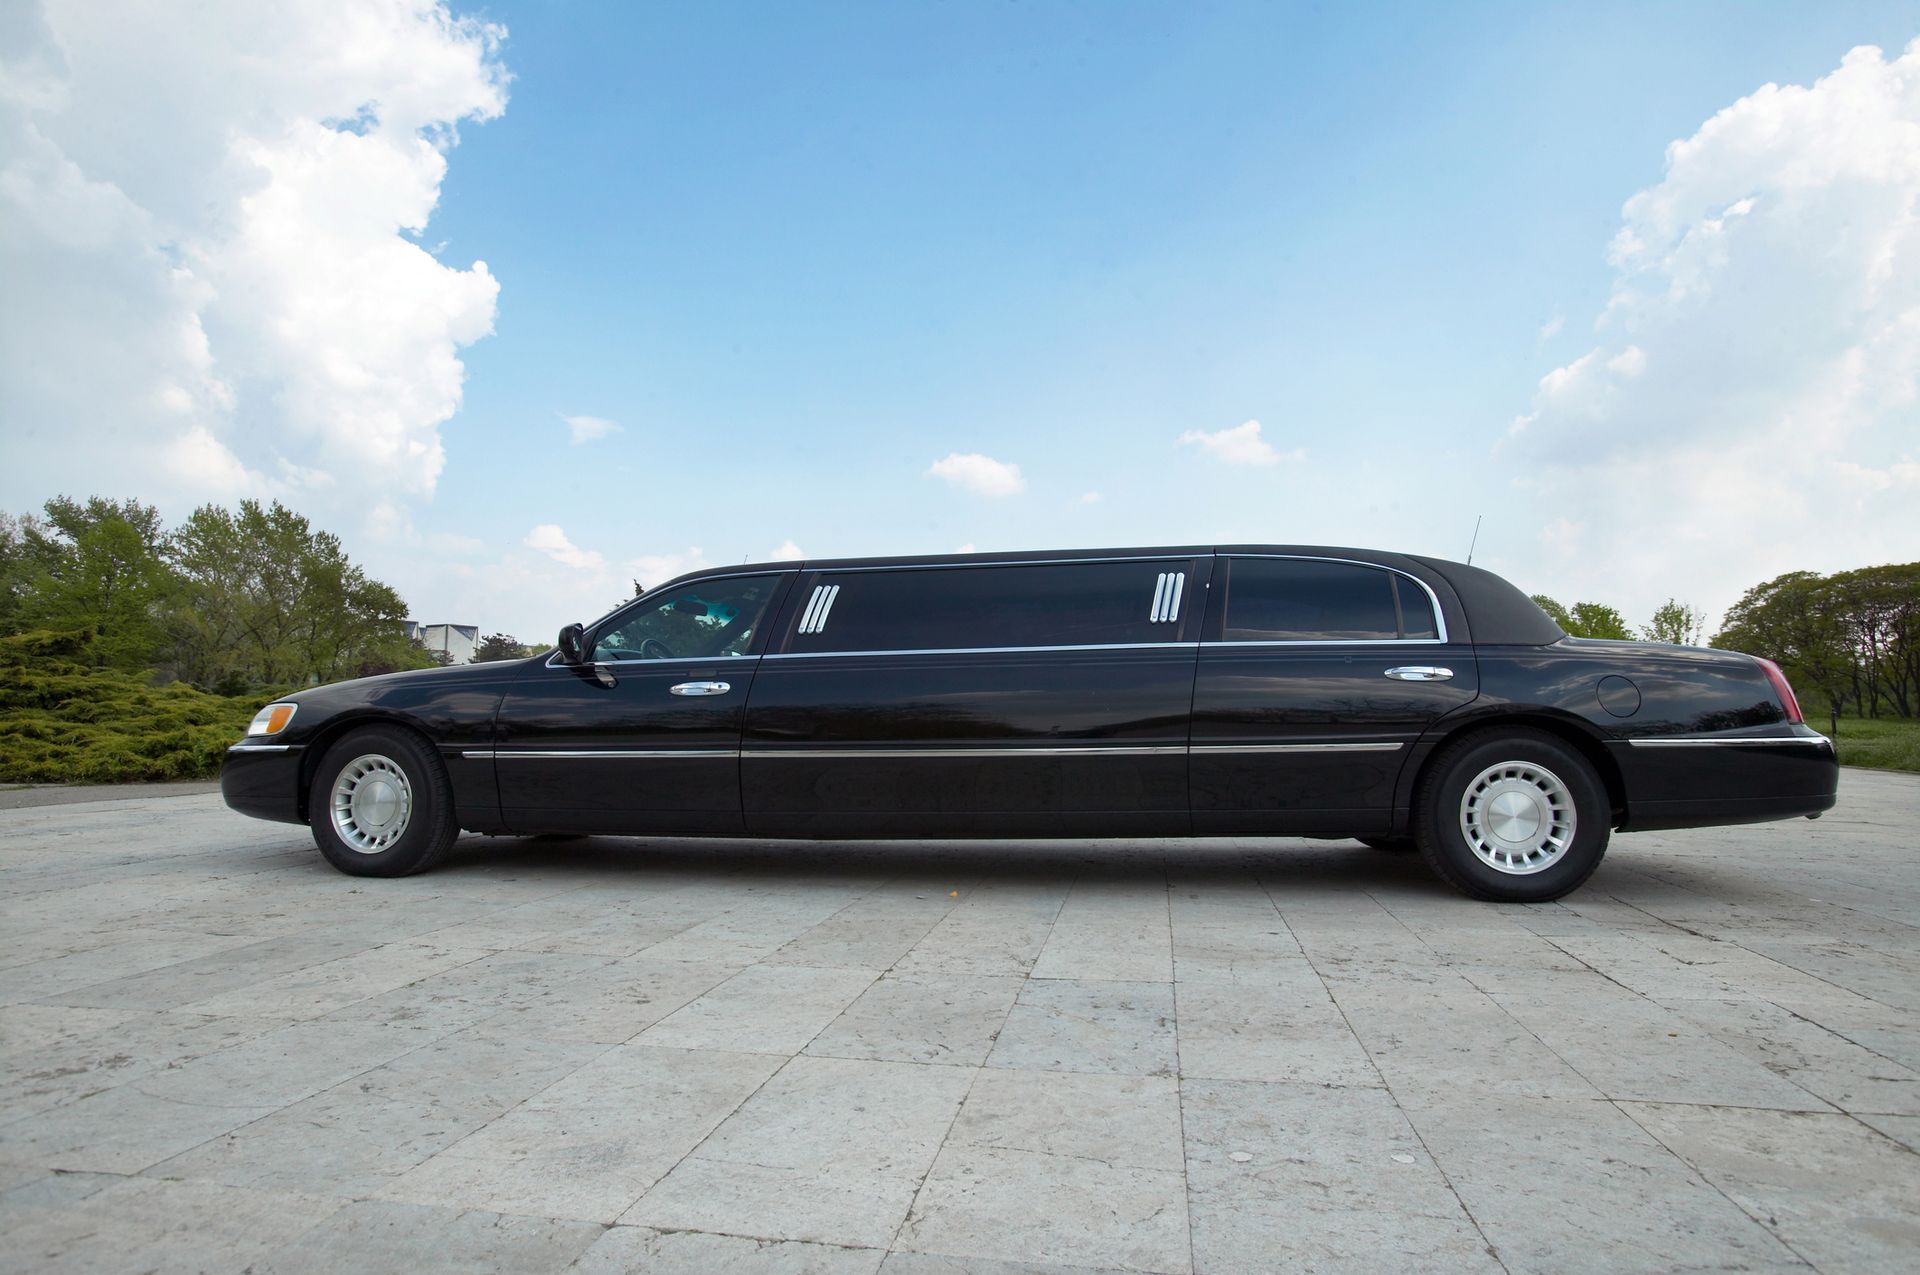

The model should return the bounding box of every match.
[404,621,480,665]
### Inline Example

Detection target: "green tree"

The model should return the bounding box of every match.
[1642,598,1706,646]
[167,500,428,689]
[1712,570,1853,717]
[472,633,532,662]
[11,496,177,670]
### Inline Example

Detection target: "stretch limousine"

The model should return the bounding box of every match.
[221,545,1838,901]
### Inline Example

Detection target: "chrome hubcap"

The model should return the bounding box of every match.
[1459,760,1575,875]
[330,753,413,854]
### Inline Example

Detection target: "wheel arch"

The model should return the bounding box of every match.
[294,711,442,823]
[1400,710,1628,832]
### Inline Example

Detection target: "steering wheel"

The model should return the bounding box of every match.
[640,636,676,660]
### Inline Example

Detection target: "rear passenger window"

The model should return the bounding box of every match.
[1224,559,1435,641]
[786,561,1191,652]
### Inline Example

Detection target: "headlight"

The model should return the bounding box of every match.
[247,703,298,737]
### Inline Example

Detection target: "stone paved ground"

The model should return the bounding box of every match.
[2,769,1918,1274]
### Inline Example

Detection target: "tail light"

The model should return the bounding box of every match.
[1754,657,1804,724]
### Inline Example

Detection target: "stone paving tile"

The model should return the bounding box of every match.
[571,1225,887,1274]
[898,1070,1189,1271]
[467,955,738,1044]
[1620,1101,1920,1272]
[1406,1096,1811,1274]
[1464,969,1834,1110]
[1029,881,1174,983]
[375,1043,782,1222]
[254,1198,601,1273]
[0,1005,284,1125]
[2,770,1917,1273]
[987,979,1178,1077]
[1174,977,1376,1087]
[1322,965,1604,1104]
[1856,1111,1920,1151]
[805,972,1024,1066]
[174,941,490,1020]
[2,1172,346,1274]
[639,963,878,1054]
[626,1054,974,1248]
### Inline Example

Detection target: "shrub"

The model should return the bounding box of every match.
[0,630,287,784]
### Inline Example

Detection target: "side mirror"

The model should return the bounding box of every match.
[557,623,586,665]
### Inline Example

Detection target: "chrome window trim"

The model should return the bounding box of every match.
[1623,735,1833,748]
[545,652,765,669]
[808,553,1203,575]
[1207,638,1450,649]
[1220,554,1451,645]
[762,641,1201,661]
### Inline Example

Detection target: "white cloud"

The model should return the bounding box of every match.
[565,414,619,445]
[629,548,710,591]
[524,524,605,574]
[0,0,506,522]
[1177,419,1302,466]
[927,452,1025,497]
[1538,313,1565,341]
[1503,40,1920,625]
[1078,490,1103,505]
[767,539,804,561]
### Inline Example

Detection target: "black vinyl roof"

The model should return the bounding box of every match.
[664,543,1566,646]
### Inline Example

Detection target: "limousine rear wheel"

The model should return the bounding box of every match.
[1415,728,1609,902]
[308,726,458,877]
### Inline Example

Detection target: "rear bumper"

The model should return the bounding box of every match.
[220,744,308,825]
[1611,729,1838,832]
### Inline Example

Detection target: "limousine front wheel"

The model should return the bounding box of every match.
[308,726,458,877]
[1415,729,1609,902]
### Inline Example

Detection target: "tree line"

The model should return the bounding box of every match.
[0,496,431,692]
[1712,565,1919,720]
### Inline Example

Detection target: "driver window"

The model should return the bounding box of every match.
[591,575,782,662]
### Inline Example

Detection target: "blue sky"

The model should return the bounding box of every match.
[4,1,1918,640]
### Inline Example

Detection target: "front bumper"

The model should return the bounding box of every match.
[220,743,309,825]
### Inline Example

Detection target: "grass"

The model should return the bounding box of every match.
[0,630,285,785]
[1826,715,1920,774]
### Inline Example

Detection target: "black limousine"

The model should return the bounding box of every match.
[221,545,1837,901]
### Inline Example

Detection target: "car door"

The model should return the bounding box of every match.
[492,571,793,834]
[1189,554,1478,835]
[741,556,1208,837]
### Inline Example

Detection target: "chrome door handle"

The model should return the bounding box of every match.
[1385,666,1453,682]
[669,681,731,696]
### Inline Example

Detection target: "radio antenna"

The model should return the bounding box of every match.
[1466,515,1483,565]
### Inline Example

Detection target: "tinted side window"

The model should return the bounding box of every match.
[1223,559,1422,641]
[592,574,782,661]
[1395,577,1438,639]
[787,561,1190,652]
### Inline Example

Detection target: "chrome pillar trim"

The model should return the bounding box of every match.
[1150,572,1169,622]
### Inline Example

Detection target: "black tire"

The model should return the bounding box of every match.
[1413,728,1610,902]
[308,726,459,877]
[1357,836,1416,853]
